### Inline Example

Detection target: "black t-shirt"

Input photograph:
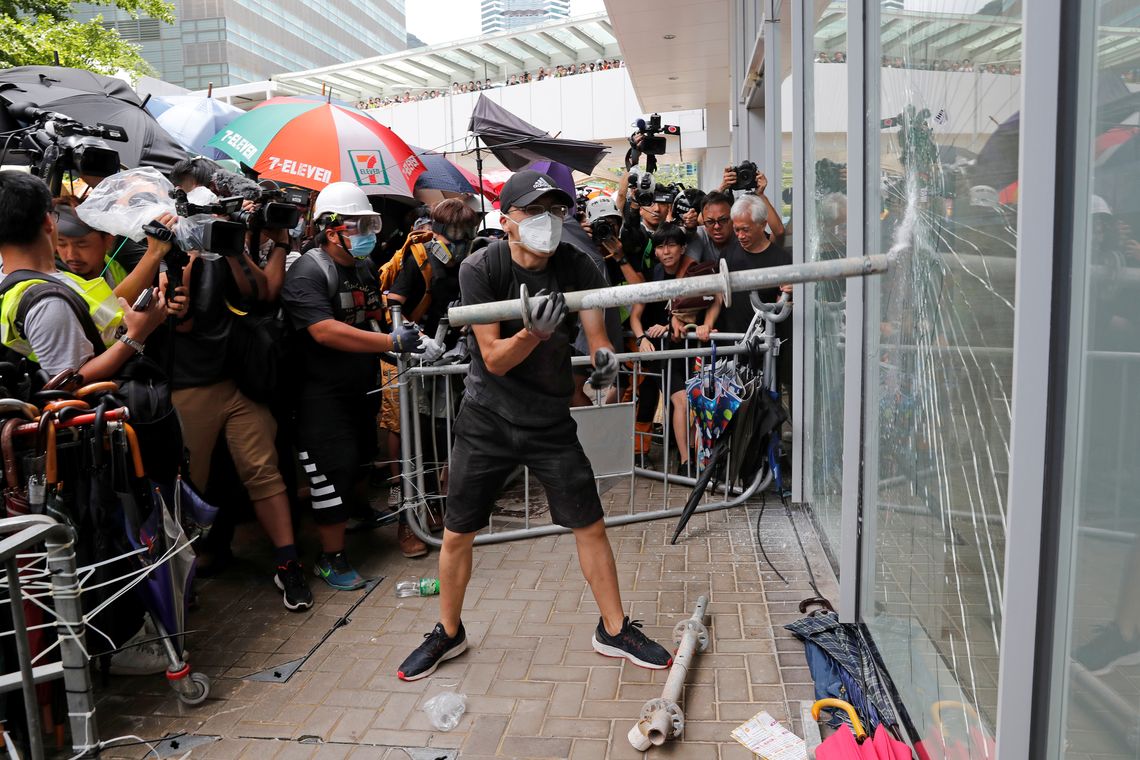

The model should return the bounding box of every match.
[388,244,462,337]
[282,251,383,399]
[170,256,237,390]
[461,241,606,426]
[640,264,676,329]
[716,239,791,335]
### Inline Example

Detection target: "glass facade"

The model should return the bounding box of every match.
[1048,2,1140,757]
[69,0,406,89]
[803,0,849,562]
[857,3,1021,751]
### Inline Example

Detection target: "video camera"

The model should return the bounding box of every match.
[5,102,127,195]
[232,184,304,230]
[627,113,681,172]
[729,160,759,192]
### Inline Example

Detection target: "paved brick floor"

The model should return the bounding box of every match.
[91,481,836,759]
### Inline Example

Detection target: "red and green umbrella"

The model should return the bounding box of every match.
[207,96,425,197]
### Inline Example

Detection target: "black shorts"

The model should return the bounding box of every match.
[296,394,379,526]
[444,401,604,534]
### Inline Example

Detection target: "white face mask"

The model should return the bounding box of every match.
[516,212,562,255]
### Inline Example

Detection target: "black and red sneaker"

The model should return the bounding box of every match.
[397,622,467,681]
[592,616,672,669]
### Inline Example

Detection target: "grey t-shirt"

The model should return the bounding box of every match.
[0,271,97,375]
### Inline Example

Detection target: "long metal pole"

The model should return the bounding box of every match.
[5,557,43,760]
[448,254,891,327]
[45,528,96,757]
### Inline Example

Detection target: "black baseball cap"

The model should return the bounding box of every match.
[54,204,96,238]
[498,170,574,212]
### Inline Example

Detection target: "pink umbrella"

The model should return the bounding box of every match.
[812,700,912,760]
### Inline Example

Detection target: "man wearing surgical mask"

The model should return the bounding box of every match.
[397,171,672,682]
[281,182,425,591]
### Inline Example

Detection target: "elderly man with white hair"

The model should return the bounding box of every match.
[716,193,792,335]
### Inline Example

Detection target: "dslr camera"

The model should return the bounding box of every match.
[590,217,617,244]
[5,102,127,195]
[729,160,759,192]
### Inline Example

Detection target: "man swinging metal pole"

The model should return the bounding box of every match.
[447,253,892,327]
[397,171,673,681]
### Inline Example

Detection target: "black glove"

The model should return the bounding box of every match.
[391,323,424,354]
[523,289,567,340]
[587,347,619,391]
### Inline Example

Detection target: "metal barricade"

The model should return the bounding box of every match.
[0,514,97,759]
[393,298,791,548]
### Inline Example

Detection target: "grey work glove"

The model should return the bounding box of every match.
[419,336,445,363]
[586,347,619,391]
[523,288,568,341]
[391,323,425,354]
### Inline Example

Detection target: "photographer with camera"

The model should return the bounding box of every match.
[0,171,174,381]
[716,163,785,242]
[667,187,705,246]
[616,170,675,276]
[55,203,177,305]
[282,182,426,590]
[159,170,311,612]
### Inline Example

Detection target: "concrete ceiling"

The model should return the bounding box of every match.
[603,0,731,113]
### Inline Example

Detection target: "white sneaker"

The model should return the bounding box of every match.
[108,617,171,676]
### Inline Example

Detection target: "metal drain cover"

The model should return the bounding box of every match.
[153,734,220,757]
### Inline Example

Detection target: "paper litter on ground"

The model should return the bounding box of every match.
[731,710,807,759]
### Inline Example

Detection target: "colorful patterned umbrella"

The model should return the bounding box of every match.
[206,96,425,196]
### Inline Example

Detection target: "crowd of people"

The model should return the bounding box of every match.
[814,51,1021,75]
[0,148,789,681]
[355,58,624,110]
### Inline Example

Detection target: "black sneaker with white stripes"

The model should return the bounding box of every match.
[592,616,672,669]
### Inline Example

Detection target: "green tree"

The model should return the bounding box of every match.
[0,0,175,77]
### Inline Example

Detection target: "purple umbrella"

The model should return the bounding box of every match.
[524,160,577,203]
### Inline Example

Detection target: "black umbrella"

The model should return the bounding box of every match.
[0,66,187,174]
[468,94,608,175]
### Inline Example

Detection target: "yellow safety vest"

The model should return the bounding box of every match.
[0,271,124,362]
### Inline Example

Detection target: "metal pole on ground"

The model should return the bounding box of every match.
[628,595,710,750]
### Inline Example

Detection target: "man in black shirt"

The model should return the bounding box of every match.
[397,171,671,681]
[723,194,793,392]
[718,194,792,334]
[282,182,424,591]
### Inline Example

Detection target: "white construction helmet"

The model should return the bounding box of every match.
[313,182,380,218]
[586,195,620,224]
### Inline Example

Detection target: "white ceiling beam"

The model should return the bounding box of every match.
[540,31,579,60]
[453,48,501,75]
[569,26,606,56]
[482,43,525,68]
[378,65,428,87]
[402,59,453,82]
[428,54,475,79]
[508,37,552,65]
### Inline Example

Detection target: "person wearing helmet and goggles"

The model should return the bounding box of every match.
[281,182,426,591]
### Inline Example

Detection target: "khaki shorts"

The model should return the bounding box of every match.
[378,361,400,433]
[172,379,285,502]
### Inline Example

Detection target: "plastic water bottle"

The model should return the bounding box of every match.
[396,577,440,597]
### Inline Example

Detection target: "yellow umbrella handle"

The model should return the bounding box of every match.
[931,700,981,734]
[811,698,867,742]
